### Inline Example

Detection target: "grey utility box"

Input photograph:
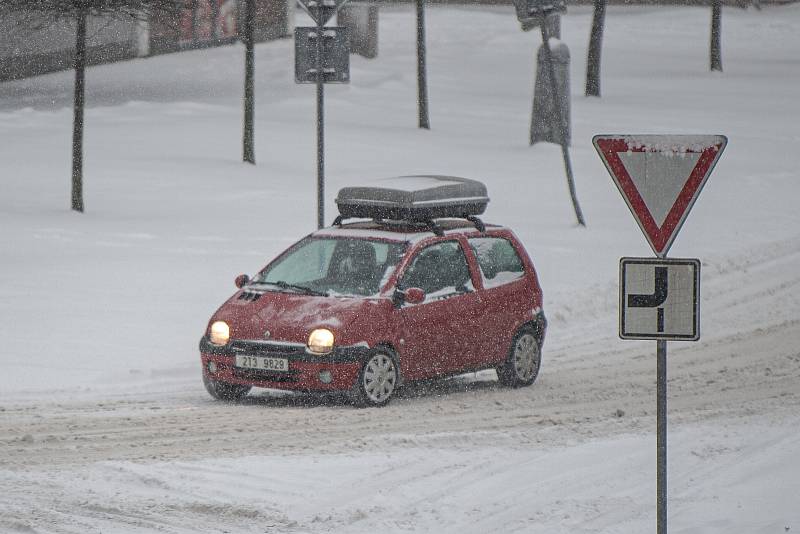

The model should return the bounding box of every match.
[294,26,350,83]
[336,175,489,221]
[338,4,378,59]
[513,0,565,32]
[531,40,570,146]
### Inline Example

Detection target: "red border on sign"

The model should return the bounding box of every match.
[594,138,723,255]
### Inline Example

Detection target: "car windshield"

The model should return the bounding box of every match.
[253,237,407,297]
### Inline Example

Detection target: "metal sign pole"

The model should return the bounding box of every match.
[295,0,351,229]
[657,338,667,534]
[316,16,325,230]
[538,15,585,227]
[416,0,430,130]
[656,229,668,534]
[619,255,701,534]
[596,134,725,534]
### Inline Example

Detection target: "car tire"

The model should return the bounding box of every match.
[498,326,542,388]
[203,374,251,401]
[351,349,400,408]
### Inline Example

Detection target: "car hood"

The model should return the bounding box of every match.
[214,289,385,345]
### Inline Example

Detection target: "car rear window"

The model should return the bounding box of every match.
[468,237,525,288]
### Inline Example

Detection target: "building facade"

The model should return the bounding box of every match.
[0,0,292,82]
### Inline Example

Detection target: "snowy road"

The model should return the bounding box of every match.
[3,236,798,532]
[2,316,798,533]
[2,4,800,533]
[4,234,799,468]
[5,316,793,471]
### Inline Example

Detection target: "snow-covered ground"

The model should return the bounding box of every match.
[1,4,799,533]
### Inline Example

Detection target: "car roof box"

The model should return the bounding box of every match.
[335,175,489,221]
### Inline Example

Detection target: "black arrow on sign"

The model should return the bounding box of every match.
[628,266,668,332]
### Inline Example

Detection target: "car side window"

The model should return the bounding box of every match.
[468,237,525,289]
[401,241,474,301]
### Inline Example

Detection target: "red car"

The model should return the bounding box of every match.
[199,176,546,406]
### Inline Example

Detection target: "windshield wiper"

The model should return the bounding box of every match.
[257,280,327,297]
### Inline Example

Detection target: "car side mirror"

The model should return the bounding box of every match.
[392,287,426,306]
[234,274,250,288]
[404,287,425,304]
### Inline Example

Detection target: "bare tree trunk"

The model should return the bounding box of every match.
[71,7,87,213]
[585,0,606,97]
[710,0,722,71]
[415,0,430,130]
[190,0,199,41]
[242,0,255,164]
[210,0,220,39]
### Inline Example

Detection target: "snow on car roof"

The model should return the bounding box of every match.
[370,175,469,191]
[313,219,502,242]
[313,226,418,242]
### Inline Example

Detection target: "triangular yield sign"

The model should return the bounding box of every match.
[298,0,349,25]
[593,134,727,257]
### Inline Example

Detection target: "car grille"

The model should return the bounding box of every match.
[232,368,300,383]
[238,290,264,302]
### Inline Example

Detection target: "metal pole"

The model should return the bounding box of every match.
[539,18,585,227]
[242,0,256,164]
[657,338,668,534]
[710,0,723,72]
[416,0,430,129]
[316,17,325,229]
[71,7,87,213]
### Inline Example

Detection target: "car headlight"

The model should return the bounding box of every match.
[209,321,230,346]
[307,328,334,354]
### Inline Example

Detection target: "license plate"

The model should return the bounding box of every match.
[234,355,289,372]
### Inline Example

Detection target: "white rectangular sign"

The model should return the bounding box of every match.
[619,257,700,341]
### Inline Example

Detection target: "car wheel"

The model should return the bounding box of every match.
[203,374,251,401]
[352,349,399,407]
[498,327,541,388]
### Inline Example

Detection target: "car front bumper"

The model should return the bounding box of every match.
[199,336,369,392]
